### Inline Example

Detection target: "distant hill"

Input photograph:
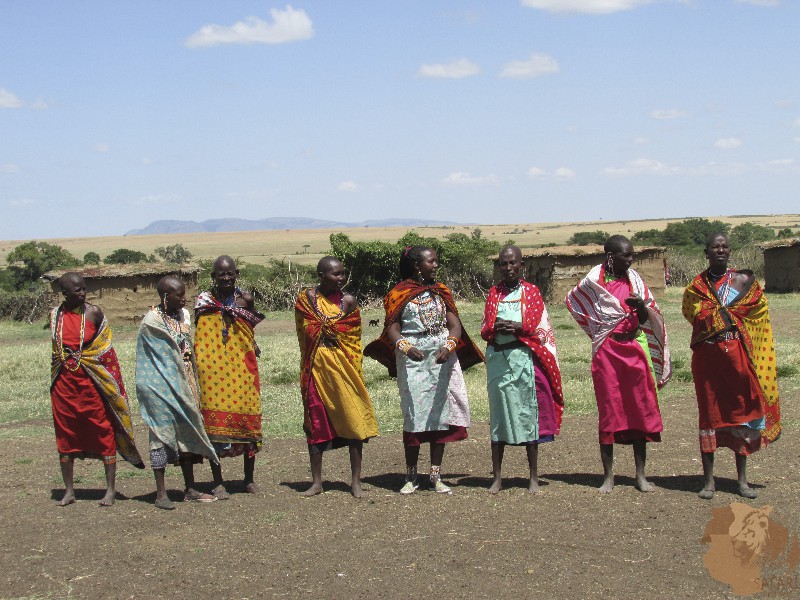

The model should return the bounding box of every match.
[125,217,461,235]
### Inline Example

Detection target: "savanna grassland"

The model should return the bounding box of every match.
[1,287,799,599]
[3,213,799,267]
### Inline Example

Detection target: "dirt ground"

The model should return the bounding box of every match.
[2,390,798,600]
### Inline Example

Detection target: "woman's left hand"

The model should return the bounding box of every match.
[434,346,451,364]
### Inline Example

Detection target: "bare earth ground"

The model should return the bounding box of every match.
[2,392,798,599]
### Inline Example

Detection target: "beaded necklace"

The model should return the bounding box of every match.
[411,291,446,335]
[54,305,86,372]
[158,306,191,355]
[709,269,733,306]
[218,291,237,344]
[312,287,344,320]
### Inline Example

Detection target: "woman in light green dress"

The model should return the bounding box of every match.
[481,246,564,494]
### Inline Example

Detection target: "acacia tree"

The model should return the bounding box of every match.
[5,241,79,289]
[104,248,150,264]
[154,243,193,264]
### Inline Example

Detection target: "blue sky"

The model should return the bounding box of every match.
[2,0,799,240]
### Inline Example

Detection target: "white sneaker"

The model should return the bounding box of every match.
[433,479,452,494]
[399,480,419,494]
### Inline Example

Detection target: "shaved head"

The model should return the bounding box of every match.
[59,272,84,292]
[317,255,342,275]
[157,275,183,297]
[499,245,522,260]
[212,255,236,273]
[604,235,632,254]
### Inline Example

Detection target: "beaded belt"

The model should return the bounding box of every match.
[705,330,740,343]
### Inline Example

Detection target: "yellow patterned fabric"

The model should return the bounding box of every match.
[194,311,262,443]
[683,273,781,444]
[295,290,378,442]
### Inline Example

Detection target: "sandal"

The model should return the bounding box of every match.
[154,497,176,510]
[211,485,231,500]
[184,489,217,503]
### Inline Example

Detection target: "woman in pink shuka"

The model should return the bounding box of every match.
[566,235,671,493]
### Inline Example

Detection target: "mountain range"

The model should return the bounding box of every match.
[125,217,461,235]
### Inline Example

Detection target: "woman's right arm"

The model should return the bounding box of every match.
[387,321,424,361]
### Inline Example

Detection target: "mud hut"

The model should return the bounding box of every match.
[493,245,668,303]
[43,263,201,322]
[760,238,800,293]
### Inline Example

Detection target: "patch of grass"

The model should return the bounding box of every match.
[555,323,574,331]
[672,370,693,383]
[14,458,34,465]
[262,511,285,524]
[777,365,799,378]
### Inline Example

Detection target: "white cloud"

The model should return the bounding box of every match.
[141,157,153,165]
[650,108,689,120]
[499,53,559,79]
[1,164,20,174]
[736,0,779,6]
[603,158,679,176]
[441,171,499,186]
[793,117,800,127]
[554,167,577,179]
[418,58,480,79]
[185,6,314,48]
[794,137,800,143]
[520,0,653,14]
[714,137,743,149]
[603,157,757,177]
[8,199,34,206]
[94,143,110,153]
[633,136,650,145]
[0,88,23,108]
[337,180,360,192]
[527,167,547,179]
[30,98,49,109]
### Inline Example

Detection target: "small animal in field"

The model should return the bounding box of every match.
[368,319,380,327]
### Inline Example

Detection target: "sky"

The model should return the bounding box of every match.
[2,0,799,240]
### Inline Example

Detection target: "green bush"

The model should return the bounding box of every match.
[104,248,150,264]
[566,230,609,246]
[5,241,79,290]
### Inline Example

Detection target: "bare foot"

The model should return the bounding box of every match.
[57,491,76,506]
[698,487,715,500]
[598,477,614,494]
[635,478,656,493]
[212,485,231,500]
[99,490,116,506]
[738,485,758,499]
[528,479,541,494]
[300,483,323,497]
[243,482,258,494]
[488,479,502,495]
[351,481,365,499]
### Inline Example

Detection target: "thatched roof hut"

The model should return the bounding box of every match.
[493,245,668,303]
[760,238,800,293]
[43,263,201,322]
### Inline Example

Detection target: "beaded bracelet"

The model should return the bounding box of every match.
[444,336,458,352]
[396,338,413,355]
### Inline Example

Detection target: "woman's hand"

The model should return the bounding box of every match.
[494,318,521,336]
[434,346,451,364]
[406,346,425,361]
[625,294,648,323]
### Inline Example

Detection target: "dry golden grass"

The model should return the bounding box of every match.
[3,214,798,267]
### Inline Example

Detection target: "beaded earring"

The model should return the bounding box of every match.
[606,254,614,275]
[161,294,168,311]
